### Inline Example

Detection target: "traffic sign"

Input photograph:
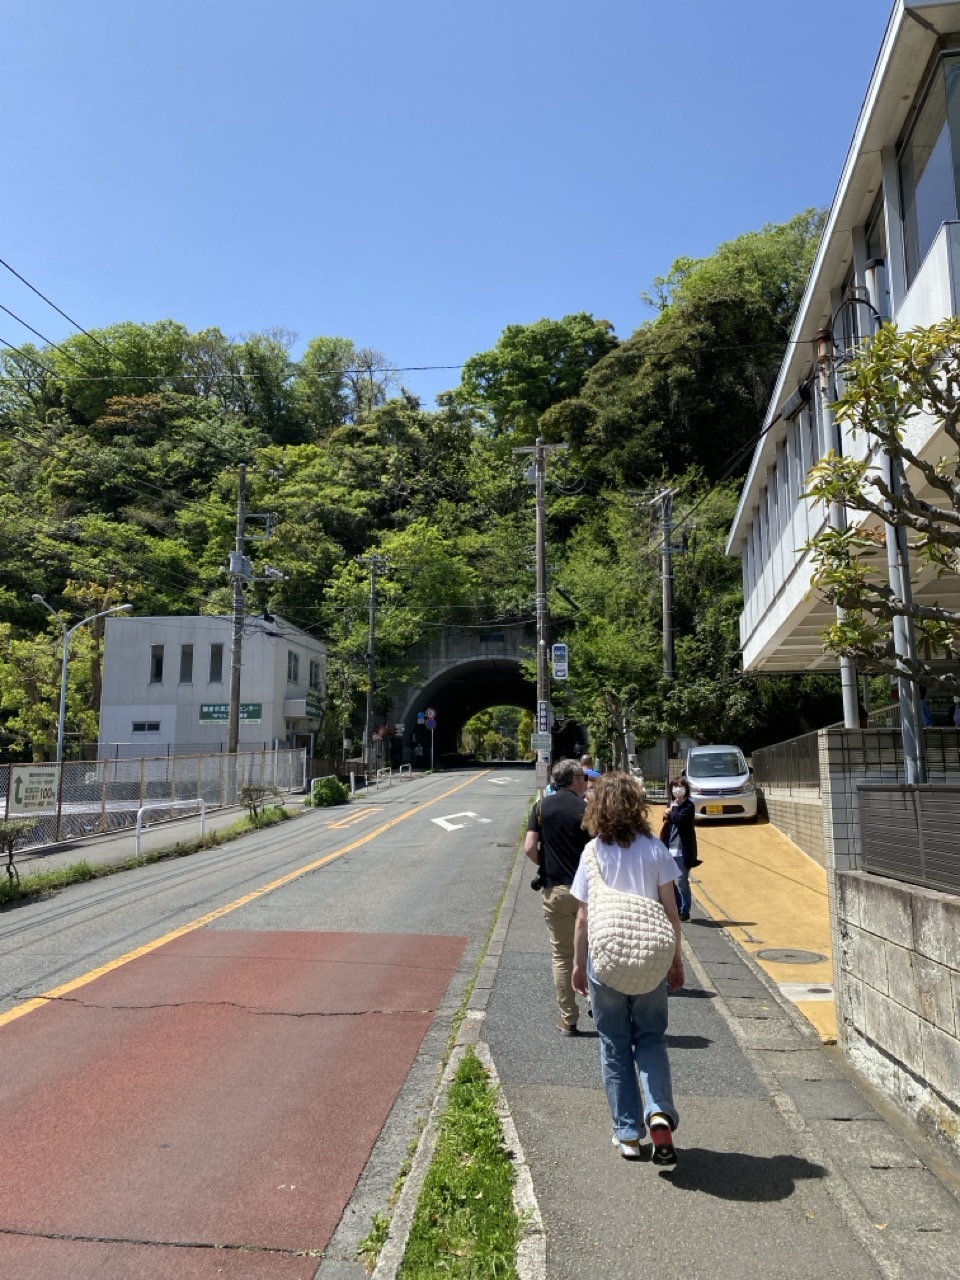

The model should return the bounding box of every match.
[426,707,437,718]
[395,722,405,734]
[551,642,569,680]
[425,717,437,731]
[417,712,425,725]
[530,732,552,750]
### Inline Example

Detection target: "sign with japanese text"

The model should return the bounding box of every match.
[9,764,59,813]
[199,703,263,724]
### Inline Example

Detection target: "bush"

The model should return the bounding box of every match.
[311,776,349,807]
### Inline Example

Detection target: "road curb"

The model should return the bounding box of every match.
[368,820,546,1280]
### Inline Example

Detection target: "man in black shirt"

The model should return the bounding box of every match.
[525,759,589,1034]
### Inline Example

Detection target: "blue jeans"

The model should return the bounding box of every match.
[673,856,691,916]
[587,958,679,1142]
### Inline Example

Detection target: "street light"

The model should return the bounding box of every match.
[31,596,133,762]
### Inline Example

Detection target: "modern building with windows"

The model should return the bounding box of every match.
[726,0,960,679]
[97,615,326,758]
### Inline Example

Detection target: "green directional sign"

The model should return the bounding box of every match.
[199,703,263,724]
[306,694,324,718]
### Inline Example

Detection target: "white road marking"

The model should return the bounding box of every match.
[431,811,492,832]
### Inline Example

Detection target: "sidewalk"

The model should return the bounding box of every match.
[481,839,960,1279]
[671,811,838,1042]
[14,802,274,877]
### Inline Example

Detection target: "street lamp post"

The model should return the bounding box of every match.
[31,596,133,762]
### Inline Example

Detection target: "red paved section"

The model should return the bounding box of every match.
[0,930,467,1279]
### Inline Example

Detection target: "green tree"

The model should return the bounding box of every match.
[805,317,960,691]
[457,313,617,442]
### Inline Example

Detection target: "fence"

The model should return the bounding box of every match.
[0,748,305,853]
[752,730,822,797]
[859,784,960,894]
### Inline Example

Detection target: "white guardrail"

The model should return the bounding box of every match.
[136,799,207,857]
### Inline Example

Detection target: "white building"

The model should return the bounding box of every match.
[727,1,960,677]
[98,615,326,759]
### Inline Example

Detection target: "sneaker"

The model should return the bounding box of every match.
[558,1019,580,1036]
[611,1135,646,1160]
[679,912,690,922]
[649,1114,677,1166]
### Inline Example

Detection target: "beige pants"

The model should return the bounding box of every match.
[541,883,580,1026]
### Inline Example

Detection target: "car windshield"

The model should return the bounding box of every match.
[689,751,746,778]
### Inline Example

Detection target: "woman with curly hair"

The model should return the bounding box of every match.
[570,771,684,1164]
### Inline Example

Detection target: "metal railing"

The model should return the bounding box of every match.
[0,748,304,854]
[136,799,207,856]
[752,730,822,797]
[859,783,960,893]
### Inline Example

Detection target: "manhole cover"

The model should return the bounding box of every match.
[756,948,827,965]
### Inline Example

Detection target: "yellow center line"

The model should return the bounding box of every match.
[0,770,491,1030]
[325,807,384,829]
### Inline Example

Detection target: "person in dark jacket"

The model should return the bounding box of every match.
[664,779,699,922]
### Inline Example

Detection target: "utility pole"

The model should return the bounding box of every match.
[227,463,249,756]
[357,553,388,776]
[513,436,567,790]
[648,488,677,768]
[815,329,863,731]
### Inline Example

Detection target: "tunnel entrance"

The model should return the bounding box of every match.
[398,657,536,765]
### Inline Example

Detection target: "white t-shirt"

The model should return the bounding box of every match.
[570,834,679,906]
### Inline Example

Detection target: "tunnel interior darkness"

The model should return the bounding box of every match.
[401,658,535,759]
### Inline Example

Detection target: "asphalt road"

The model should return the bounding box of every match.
[0,766,535,1279]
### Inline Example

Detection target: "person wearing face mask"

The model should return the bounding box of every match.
[663,779,699,922]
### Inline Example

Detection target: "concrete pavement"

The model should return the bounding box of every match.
[481,818,960,1280]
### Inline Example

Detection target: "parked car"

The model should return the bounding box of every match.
[684,745,757,821]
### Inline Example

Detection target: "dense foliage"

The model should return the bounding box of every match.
[0,208,842,761]
[806,317,960,691]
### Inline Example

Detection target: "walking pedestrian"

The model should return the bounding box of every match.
[524,759,590,1035]
[662,778,699,922]
[954,696,960,728]
[571,772,684,1163]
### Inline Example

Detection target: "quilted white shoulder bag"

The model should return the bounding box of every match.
[585,838,676,995]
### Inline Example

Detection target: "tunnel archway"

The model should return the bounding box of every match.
[398,657,536,762]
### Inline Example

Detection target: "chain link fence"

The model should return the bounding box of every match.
[0,748,305,853]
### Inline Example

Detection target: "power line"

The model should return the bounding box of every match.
[0,255,115,355]
[0,302,88,367]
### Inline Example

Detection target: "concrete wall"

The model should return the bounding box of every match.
[836,870,960,1157]
[758,789,825,867]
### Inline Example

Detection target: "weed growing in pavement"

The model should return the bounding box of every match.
[397,1049,520,1279]
[0,806,297,907]
[357,1211,391,1271]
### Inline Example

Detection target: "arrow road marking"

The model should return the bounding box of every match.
[489,778,512,786]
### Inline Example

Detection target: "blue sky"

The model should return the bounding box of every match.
[3,1,891,406]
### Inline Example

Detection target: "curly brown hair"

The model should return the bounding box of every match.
[583,772,652,846]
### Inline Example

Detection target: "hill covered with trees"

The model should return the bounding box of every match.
[0,208,844,761]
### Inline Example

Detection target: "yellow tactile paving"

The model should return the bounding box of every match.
[658,808,837,1042]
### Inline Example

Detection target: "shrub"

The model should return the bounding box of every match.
[311,776,349,807]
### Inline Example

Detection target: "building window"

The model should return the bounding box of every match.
[179,643,194,684]
[209,643,224,683]
[900,55,960,285]
[287,650,300,684]
[309,659,322,691]
[132,721,161,733]
[149,644,164,683]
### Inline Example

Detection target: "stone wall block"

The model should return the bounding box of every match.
[839,922,888,995]
[836,872,862,929]
[859,875,915,948]
[837,971,864,1034]
[862,983,925,1076]
[921,1020,960,1100]
[883,939,920,1014]
[913,889,960,970]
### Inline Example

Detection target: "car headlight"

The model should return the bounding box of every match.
[740,780,755,794]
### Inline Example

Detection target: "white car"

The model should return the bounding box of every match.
[684,745,758,821]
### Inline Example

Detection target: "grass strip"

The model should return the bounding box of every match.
[397,1048,520,1280]
[1,805,296,907]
